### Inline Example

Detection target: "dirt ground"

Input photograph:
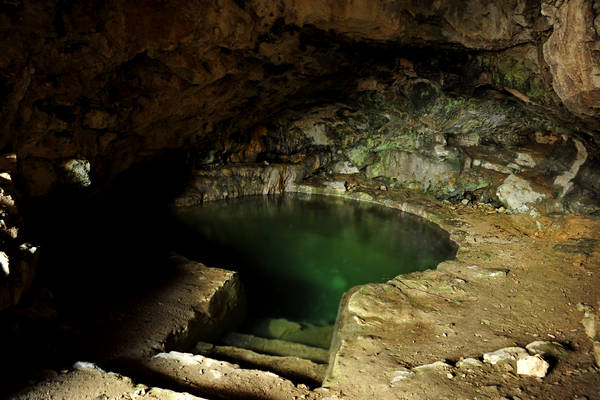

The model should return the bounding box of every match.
[4,187,600,400]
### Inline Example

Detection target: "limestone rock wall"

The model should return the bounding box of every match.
[0,0,598,198]
[178,65,598,214]
[542,0,600,118]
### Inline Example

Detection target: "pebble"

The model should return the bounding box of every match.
[461,198,469,205]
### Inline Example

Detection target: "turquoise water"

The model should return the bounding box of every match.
[172,194,455,325]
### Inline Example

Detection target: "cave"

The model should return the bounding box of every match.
[1,1,599,399]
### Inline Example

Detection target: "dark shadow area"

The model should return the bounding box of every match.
[0,150,191,396]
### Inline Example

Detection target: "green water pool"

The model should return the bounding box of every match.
[172,194,456,325]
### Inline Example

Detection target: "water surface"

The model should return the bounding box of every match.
[172,194,455,324]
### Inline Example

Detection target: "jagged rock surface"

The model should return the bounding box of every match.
[0,0,598,198]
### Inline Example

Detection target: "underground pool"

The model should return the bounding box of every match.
[172,193,456,326]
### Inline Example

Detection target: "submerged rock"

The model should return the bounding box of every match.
[244,318,333,349]
[221,332,330,364]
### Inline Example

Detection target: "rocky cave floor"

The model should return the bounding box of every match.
[3,179,599,400]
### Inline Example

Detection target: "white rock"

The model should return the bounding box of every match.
[412,361,452,373]
[516,355,549,377]
[152,351,205,366]
[483,347,528,364]
[496,174,545,213]
[61,159,91,187]
[332,161,359,175]
[456,358,484,368]
[390,369,415,383]
[480,160,513,174]
[19,243,38,255]
[466,265,507,278]
[515,152,536,168]
[73,361,103,372]
[0,251,9,276]
[525,341,568,358]
[324,181,346,192]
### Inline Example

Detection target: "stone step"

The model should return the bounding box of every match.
[194,341,327,384]
[220,332,330,364]
[10,362,209,400]
[146,351,329,400]
[242,318,333,349]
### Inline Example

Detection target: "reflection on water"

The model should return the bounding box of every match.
[172,194,456,324]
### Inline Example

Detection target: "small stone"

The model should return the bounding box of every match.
[582,312,599,340]
[412,361,452,374]
[466,265,508,278]
[390,369,415,383]
[324,181,347,192]
[456,358,483,368]
[333,161,359,175]
[593,341,600,368]
[0,251,9,276]
[379,185,387,191]
[483,347,528,365]
[516,355,549,377]
[576,303,591,312]
[461,198,469,205]
[73,361,103,372]
[194,341,215,354]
